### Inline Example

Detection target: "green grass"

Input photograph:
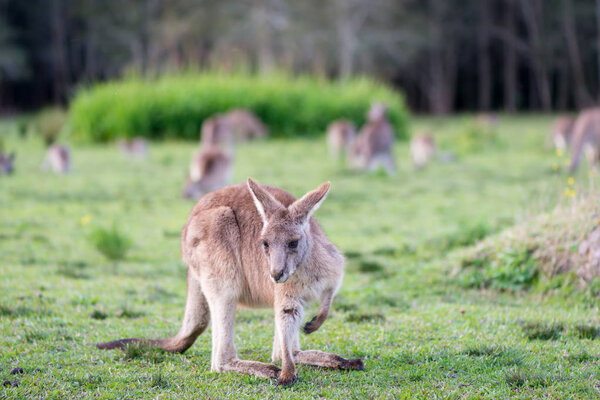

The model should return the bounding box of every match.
[1,114,599,398]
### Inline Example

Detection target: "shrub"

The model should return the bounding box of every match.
[89,224,132,261]
[69,73,409,142]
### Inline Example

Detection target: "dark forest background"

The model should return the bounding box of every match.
[2,0,600,114]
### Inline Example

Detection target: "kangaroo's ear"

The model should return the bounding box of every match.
[290,182,330,225]
[247,178,284,225]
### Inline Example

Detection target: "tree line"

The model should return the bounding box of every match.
[1,0,600,114]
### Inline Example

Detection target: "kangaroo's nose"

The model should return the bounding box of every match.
[272,271,284,282]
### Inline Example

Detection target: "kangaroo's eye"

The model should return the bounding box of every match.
[288,240,299,249]
[262,241,269,249]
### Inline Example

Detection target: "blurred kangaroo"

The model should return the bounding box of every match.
[327,120,356,158]
[410,133,436,169]
[42,144,70,174]
[201,115,233,148]
[349,103,396,173]
[118,137,148,159]
[550,116,574,152]
[183,147,233,199]
[223,109,269,141]
[569,108,600,172]
[0,151,15,175]
[475,112,499,128]
[97,179,363,386]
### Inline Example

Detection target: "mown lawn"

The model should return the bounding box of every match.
[1,115,599,399]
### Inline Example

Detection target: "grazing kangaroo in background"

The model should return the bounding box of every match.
[98,179,363,385]
[201,115,234,148]
[410,133,436,169]
[223,109,269,141]
[550,116,574,152]
[475,113,500,128]
[327,120,356,158]
[349,103,396,173]
[569,108,600,172]
[42,144,70,174]
[118,137,148,159]
[0,151,15,175]
[183,147,233,199]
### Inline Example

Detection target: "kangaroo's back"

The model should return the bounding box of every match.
[569,108,600,172]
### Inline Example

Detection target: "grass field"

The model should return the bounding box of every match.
[1,115,599,399]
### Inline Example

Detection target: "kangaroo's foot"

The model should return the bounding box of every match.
[294,350,364,370]
[219,359,281,379]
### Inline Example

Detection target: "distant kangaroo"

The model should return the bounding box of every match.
[410,133,436,169]
[550,116,574,152]
[223,109,269,141]
[201,115,233,148]
[118,137,148,159]
[0,151,15,175]
[349,103,396,173]
[183,147,233,199]
[327,120,356,158]
[42,144,70,174]
[97,179,363,385]
[569,108,600,172]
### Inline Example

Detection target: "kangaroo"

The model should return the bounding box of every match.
[183,147,233,199]
[326,120,356,158]
[201,115,234,148]
[569,108,600,172]
[118,137,148,159]
[410,133,436,169]
[42,144,70,174]
[550,116,574,152]
[223,109,269,141]
[349,103,395,173]
[475,113,499,128]
[0,151,15,175]
[97,179,364,385]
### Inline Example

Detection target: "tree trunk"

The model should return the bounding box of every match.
[478,0,492,111]
[503,0,518,112]
[562,0,593,108]
[595,0,600,101]
[50,0,69,103]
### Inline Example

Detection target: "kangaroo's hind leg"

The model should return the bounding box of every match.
[203,279,281,379]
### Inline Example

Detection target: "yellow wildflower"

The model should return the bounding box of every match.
[556,149,564,157]
[564,188,576,198]
[552,164,558,171]
[80,215,92,226]
[567,177,574,185]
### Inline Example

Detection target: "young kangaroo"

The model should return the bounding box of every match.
[117,137,148,159]
[326,120,356,158]
[410,133,436,169]
[42,144,70,174]
[97,179,363,385]
[349,103,395,173]
[550,116,574,152]
[183,147,233,199]
[569,108,600,172]
[0,151,15,175]
[223,109,269,141]
[201,115,234,148]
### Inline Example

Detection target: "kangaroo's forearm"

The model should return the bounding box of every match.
[303,289,334,334]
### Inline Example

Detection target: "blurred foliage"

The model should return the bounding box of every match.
[69,73,409,142]
[88,224,133,261]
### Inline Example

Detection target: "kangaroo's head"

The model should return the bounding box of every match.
[247,178,330,284]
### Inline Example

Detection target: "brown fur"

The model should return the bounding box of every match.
[223,109,268,141]
[42,144,70,174]
[569,108,600,172]
[349,104,395,173]
[410,133,436,169]
[475,113,500,128]
[183,147,232,199]
[97,180,363,386]
[326,120,356,158]
[550,116,574,152]
[201,115,233,148]
[118,137,148,158]
[0,151,15,175]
